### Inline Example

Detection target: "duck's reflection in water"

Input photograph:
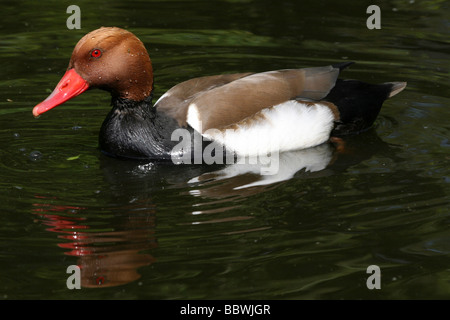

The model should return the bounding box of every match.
[33,129,397,287]
[186,128,398,198]
[32,200,156,288]
[189,143,333,191]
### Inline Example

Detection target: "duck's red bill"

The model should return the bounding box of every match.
[33,69,89,117]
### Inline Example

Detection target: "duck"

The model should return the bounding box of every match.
[33,27,406,162]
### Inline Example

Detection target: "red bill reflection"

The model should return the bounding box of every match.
[32,196,156,288]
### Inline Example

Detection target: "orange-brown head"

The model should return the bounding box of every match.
[33,27,153,117]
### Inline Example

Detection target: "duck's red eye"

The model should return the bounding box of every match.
[91,49,102,58]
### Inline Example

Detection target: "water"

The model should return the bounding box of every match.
[0,0,449,299]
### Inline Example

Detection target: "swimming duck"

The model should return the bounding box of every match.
[33,27,406,161]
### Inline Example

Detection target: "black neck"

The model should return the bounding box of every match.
[99,96,183,160]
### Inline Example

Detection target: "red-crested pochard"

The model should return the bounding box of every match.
[33,27,406,161]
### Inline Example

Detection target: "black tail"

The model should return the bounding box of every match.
[325,79,406,136]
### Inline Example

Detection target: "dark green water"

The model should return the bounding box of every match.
[0,0,449,299]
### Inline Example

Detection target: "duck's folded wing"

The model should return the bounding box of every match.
[156,65,341,131]
[187,65,340,132]
[154,72,253,127]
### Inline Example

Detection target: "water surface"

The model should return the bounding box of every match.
[0,0,449,299]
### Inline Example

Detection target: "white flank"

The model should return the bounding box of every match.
[203,100,335,156]
[186,103,202,133]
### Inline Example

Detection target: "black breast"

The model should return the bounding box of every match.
[99,97,185,160]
